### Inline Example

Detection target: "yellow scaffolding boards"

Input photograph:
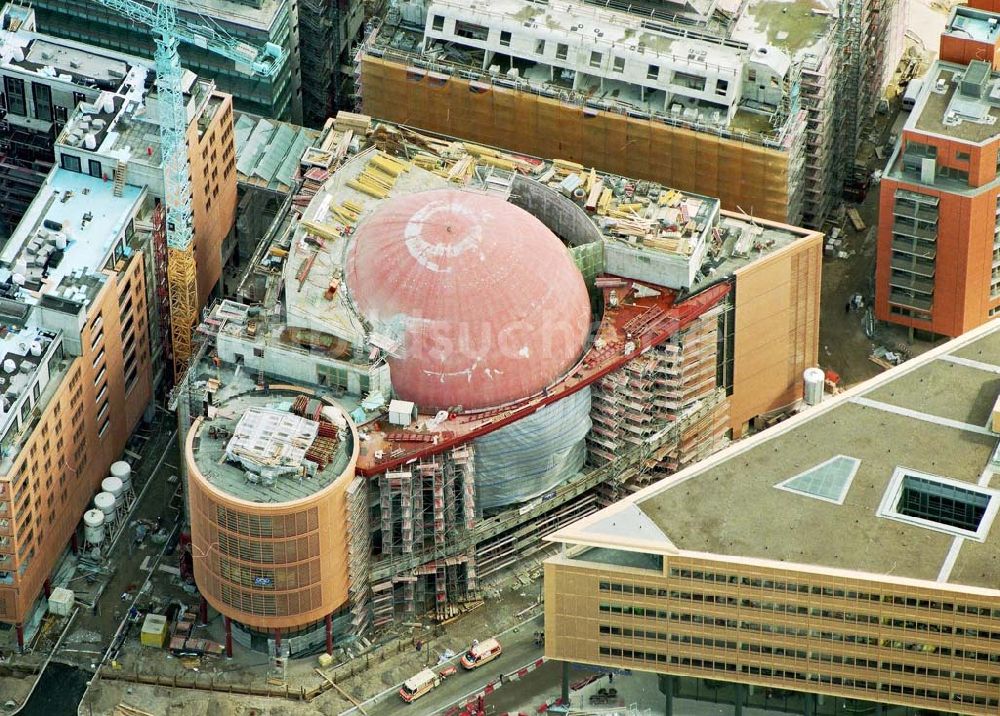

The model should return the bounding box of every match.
[168,246,199,381]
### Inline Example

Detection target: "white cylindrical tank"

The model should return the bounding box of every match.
[110,461,131,492]
[54,232,67,250]
[102,94,114,114]
[102,476,124,506]
[83,509,105,544]
[11,273,24,287]
[94,491,116,519]
[29,342,41,357]
[3,359,15,374]
[803,367,825,406]
[84,133,97,150]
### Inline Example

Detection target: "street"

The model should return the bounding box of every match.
[345,614,545,715]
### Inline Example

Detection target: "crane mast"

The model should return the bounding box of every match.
[87,0,283,381]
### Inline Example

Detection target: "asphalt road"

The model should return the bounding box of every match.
[349,613,545,715]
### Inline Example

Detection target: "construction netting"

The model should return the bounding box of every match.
[361,57,791,222]
[472,387,592,513]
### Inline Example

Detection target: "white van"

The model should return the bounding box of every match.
[902,78,923,111]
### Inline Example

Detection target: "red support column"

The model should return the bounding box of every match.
[15,623,24,653]
[224,616,233,658]
[274,628,282,653]
[70,532,79,555]
[199,596,208,626]
[43,578,51,599]
[325,613,333,655]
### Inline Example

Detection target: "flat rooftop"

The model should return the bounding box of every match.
[731,0,837,58]
[192,392,354,504]
[912,62,1000,144]
[0,30,145,91]
[548,319,1000,592]
[0,168,144,307]
[945,6,1000,44]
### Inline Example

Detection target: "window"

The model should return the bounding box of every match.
[431,14,444,31]
[673,71,706,91]
[88,159,102,178]
[500,30,511,47]
[31,82,52,122]
[556,43,568,60]
[613,56,625,73]
[590,51,602,68]
[647,65,659,80]
[878,468,1000,541]
[60,154,82,173]
[956,150,971,161]
[716,78,729,96]
[454,20,488,41]
[72,91,87,107]
[748,69,756,82]
[4,77,25,116]
[535,39,545,55]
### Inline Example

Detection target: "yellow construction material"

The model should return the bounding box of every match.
[371,153,409,176]
[140,614,168,648]
[343,199,364,214]
[168,245,198,381]
[597,188,613,215]
[478,155,516,171]
[348,178,389,199]
[554,158,584,172]
[463,142,503,158]
[301,219,343,240]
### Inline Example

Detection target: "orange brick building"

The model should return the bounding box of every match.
[876,2,1000,337]
[0,168,155,646]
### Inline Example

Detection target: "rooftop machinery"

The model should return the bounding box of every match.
[87,0,283,381]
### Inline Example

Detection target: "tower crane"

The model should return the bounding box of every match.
[88,0,283,381]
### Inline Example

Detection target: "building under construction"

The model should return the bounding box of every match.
[354,0,905,229]
[180,113,821,653]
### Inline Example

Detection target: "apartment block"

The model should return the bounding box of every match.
[0,4,145,235]
[23,0,303,123]
[356,0,902,228]
[299,0,367,126]
[0,167,155,644]
[545,318,1000,716]
[877,10,1000,337]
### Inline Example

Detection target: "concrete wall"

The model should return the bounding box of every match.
[729,223,822,436]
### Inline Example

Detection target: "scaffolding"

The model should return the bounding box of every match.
[372,444,478,626]
[588,305,729,485]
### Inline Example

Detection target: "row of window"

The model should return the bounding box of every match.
[666,570,1000,617]
[597,646,1000,707]
[432,16,731,95]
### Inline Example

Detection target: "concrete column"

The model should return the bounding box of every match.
[15,623,23,653]
[734,684,744,716]
[274,628,282,654]
[325,613,333,655]
[658,674,674,716]
[70,532,78,555]
[224,616,232,658]
[199,596,208,626]
[561,661,570,706]
[43,578,51,599]
[804,693,816,716]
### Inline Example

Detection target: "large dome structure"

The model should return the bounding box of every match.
[346,189,591,411]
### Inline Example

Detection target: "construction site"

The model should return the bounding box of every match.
[156,109,824,654]
[354,0,905,230]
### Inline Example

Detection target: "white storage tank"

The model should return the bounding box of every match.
[94,492,116,519]
[102,476,124,506]
[110,461,132,491]
[803,367,825,406]
[83,508,105,544]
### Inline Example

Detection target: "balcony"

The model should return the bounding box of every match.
[889,274,935,295]
[891,239,937,260]
[889,290,933,312]
[891,256,935,278]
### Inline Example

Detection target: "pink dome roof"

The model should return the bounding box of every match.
[346,189,591,411]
